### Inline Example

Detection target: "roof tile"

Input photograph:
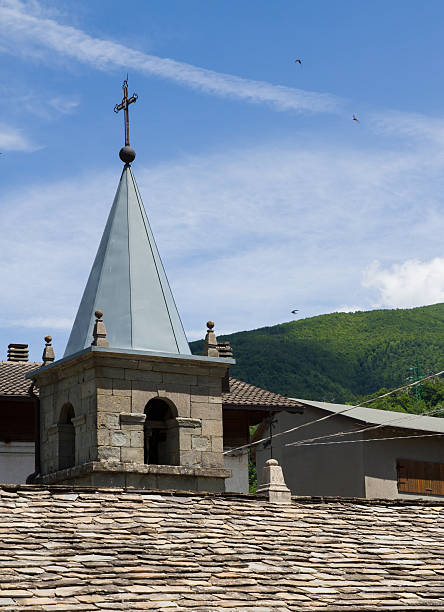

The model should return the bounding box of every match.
[0,361,41,397]
[1,486,444,609]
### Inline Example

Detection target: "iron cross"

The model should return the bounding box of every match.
[114,77,138,147]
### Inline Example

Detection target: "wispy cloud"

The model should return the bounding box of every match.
[0,123,37,151]
[0,0,341,114]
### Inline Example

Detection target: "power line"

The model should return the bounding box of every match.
[285,403,444,448]
[287,432,444,447]
[223,367,444,456]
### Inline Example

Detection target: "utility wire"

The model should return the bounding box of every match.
[286,403,444,448]
[288,432,444,447]
[223,368,444,456]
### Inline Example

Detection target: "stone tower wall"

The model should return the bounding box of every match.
[33,349,229,491]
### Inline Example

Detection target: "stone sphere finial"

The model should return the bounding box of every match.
[95,309,103,320]
[206,321,215,330]
[44,335,52,344]
[119,146,136,164]
[265,458,278,466]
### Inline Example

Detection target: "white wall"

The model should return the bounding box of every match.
[364,429,444,499]
[224,451,249,493]
[0,442,35,484]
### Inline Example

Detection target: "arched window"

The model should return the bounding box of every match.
[144,398,179,466]
[58,403,75,470]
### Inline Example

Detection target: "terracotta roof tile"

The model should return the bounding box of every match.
[224,377,302,409]
[1,485,444,610]
[0,361,41,397]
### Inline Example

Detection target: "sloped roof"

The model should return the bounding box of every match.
[0,361,40,397]
[224,378,302,410]
[294,397,444,434]
[65,165,190,358]
[1,485,444,610]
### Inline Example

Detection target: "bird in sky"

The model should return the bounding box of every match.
[294,59,302,64]
[291,309,299,314]
[352,114,360,123]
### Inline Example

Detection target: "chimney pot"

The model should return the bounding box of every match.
[7,343,29,362]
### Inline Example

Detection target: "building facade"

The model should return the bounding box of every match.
[256,400,444,499]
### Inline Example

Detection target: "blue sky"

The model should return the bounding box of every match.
[2,0,444,361]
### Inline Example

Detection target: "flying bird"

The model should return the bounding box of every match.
[352,114,360,123]
[294,59,302,64]
[291,309,299,314]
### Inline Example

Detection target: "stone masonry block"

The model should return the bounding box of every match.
[191,403,221,421]
[97,395,131,414]
[124,369,162,383]
[97,429,111,446]
[192,435,210,451]
[137,361,154,371]
[121,447,144,463]
[96,357,139,369]
[201,419,223,438]
[96,366,125,380]
[96,377,113,395]
[130,431,144,448]
[201,451,224,468]
[112,431,130,447]
[112,379,132,397]
[79,368,96,383]
[38,384,54,399]
[97,446,120,461]
[197,375,223,387]
[81,380,96,399]
[162,373,197,386]
[180,450,202,467]
[151,362,210,376]
[209,396,223,405]
[179,431,193,451]
[97,412,120,429]
[211,436,224,453]
[190,387,210,403]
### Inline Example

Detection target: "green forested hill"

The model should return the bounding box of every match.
[190,304,444,403]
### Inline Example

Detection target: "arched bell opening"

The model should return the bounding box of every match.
[58,403,75,471]
[144,398,179,466]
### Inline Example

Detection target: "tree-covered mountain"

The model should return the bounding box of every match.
[190,303,444,404]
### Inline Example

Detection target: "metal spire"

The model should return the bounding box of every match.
[114,76,138,164]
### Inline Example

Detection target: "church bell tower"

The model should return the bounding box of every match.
[28,80,232,492]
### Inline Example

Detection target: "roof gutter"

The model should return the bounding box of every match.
[26,382,40,484]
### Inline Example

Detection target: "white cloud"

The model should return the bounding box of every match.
[9,317,74,330]
[0,0,341,114]
[0,123,37,151]
[363,258,444,309]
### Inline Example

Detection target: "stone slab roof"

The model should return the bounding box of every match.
[224,378,302,410]
[0,361,40,398]
[1,485,444,610]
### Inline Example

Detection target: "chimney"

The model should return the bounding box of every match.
[7,343,29,362]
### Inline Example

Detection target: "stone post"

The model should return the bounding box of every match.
[203,321,219,357]
[91,310,110,347]
[42,335,55,365]
[257,458,292,504]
